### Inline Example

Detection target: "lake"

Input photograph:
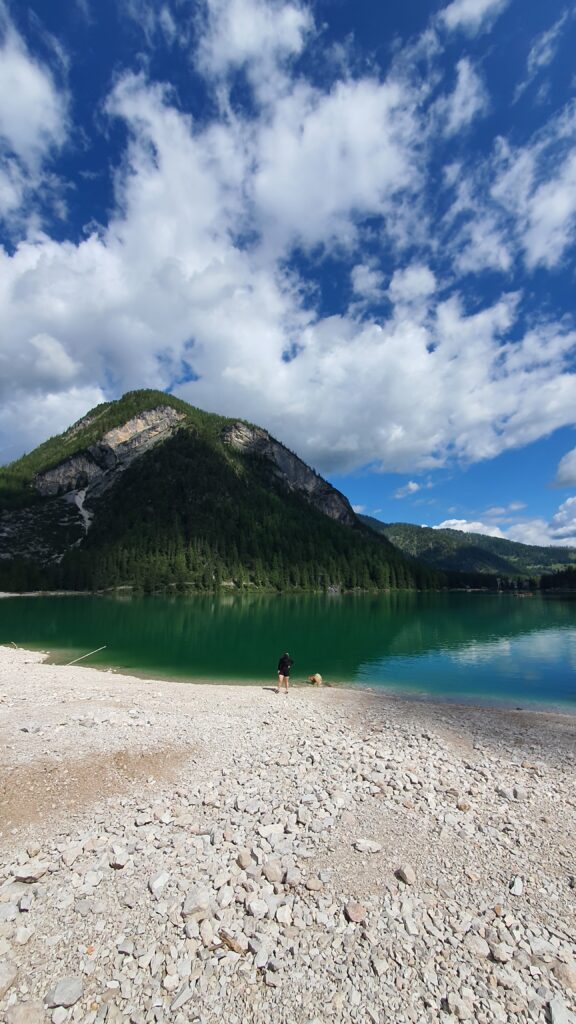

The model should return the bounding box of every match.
[1,592,575,711]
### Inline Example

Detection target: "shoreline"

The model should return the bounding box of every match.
[0,645,575,1023]
[14,641,576,719]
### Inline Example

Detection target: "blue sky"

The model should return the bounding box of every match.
[1,0,576,546]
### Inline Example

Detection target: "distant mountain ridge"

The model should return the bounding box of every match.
[0,390,439,593]
[360,516,576,578]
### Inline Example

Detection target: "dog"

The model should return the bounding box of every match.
[307,673,323,687]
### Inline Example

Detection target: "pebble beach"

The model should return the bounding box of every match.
[0,644,575,1024]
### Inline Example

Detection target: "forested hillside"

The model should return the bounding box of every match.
[0,392,441,593]
[360,517,576,580]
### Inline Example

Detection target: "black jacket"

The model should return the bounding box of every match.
[277,655,294,674]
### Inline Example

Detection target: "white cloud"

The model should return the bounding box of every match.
[2,64,576,473]
[394,481,420,499]
[0,12,68,222]
[514,11,571,102]
[435,497,576,547]
[0,21,67,170]
[527,12,569,75]
[0,386,105,463]
[521,152,576,269]
[352,503,366,514]
[433,58,488,137]
[0,159,24,217]
[490,107,576,270]
[351,263,385,300]
[252,76,422,252]
[1,0,576,484]
[555,447,576,487]
[434,518,505,537]
[197,0,312,80]
[388,264,436,305]
[454,214,513,274]
[444,100,576,275]
[439,0,509,36]
[548,496,576,541]
[484,502,526,518]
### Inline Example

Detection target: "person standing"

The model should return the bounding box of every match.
[277,651,294,694]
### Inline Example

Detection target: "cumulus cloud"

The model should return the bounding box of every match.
[442,100,576,274]
[548,496,576,541]
[2,66,576,472]
[434,518,504,537]
[197,0,312,93]
[1,0,576,483]
[453,214,513,275]
[0,386,105,463]
[0,24,67,169]
[435,497,576,547]
[0,11,68,218]
[520,152,576,269]
[555,447,576,487]
[351,263,385,300]
[388,264,436,305]
[251,76,422,252]
[490,107,576,270]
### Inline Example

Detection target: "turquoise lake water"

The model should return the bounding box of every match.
[1,591,575,711]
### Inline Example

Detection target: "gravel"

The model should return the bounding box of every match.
[0,644,575,1024]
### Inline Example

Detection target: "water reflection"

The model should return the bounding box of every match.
[1,592,575,709]
[357,627,576,708]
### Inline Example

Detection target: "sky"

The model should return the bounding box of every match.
[1,0,576,547]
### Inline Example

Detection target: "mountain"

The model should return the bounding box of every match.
[0,391,439,593]
[360,516,576,579]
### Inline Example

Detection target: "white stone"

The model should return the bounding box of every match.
[61,847,82,868]
[549,996,570,1024]
[148,871,170,897]
[466,933,490,958]
[6,1001,45,1024]
[247,899,269,919]
[182,886,211,917]
[109,846,129,869]
[0,961,18,998]
[354,840,382,854]
[45,978,84,1008]
[13,862,49,883]
[263,860,283,883]
[276,904,292,926]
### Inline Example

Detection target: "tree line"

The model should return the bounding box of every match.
[0,430,441,594]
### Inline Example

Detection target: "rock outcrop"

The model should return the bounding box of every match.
[34,407,186,498]
[0,398,368,576]
[222,422,356,526]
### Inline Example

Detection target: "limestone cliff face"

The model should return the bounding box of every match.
[221,421,357,526]
[34,407,186,498]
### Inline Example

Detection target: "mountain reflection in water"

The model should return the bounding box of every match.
[1,592,575,710]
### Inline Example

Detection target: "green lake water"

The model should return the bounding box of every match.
[1,592,575,711]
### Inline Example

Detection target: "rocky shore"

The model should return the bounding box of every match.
[0,646,575,1024]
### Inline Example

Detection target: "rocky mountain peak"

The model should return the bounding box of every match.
[34,406,186,498]
[221,421,356,526]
